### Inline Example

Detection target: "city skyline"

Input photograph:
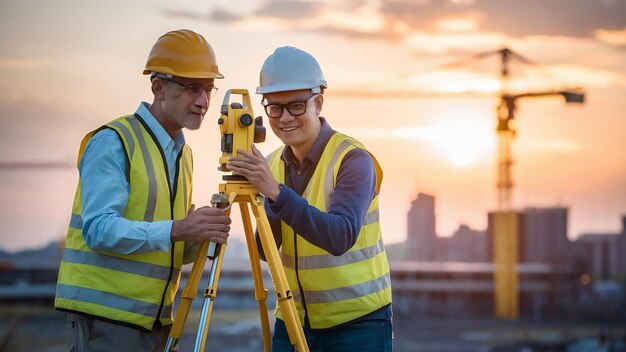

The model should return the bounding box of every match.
[1,0,625,251]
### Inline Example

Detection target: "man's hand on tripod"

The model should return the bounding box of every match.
[227,145,281,201]
[171,206,231,243]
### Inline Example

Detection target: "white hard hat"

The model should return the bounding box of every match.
[256,46,328,94]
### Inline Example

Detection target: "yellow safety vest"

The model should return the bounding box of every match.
[267,132,392,329]
[55,114,192,331]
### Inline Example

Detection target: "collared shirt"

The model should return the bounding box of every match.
[265,116,391,322]
[266,117,377,256]
[80,102,185,254]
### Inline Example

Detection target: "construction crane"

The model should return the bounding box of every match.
[333,47,585,210]
[492,48,584,210]
[496,90,584,209]
[485,48,584,319]
[332,47,585,319]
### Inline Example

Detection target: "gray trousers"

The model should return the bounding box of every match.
[66,313,172,352]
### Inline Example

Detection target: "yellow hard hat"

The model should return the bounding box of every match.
[143,29,224,79]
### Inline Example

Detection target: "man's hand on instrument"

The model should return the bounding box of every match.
[171,206,231,243]
[227,145,280,201]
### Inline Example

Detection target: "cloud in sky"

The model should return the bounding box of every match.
[167,0,626,45]
[163,0,626,92]
[255,0,325,19]
[595,28,626,46]
[381,0,626,37]
[0,58,53,70]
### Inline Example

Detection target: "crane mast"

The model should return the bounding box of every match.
[497,48,514,210]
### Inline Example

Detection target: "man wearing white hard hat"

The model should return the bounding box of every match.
[227,46,393,351]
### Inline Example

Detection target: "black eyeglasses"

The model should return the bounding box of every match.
[163,78,219,98]
[261,94,319,118]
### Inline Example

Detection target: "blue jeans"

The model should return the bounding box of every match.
[272,318,393,352]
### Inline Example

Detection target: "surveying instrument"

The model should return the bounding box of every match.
[164,89,309,351]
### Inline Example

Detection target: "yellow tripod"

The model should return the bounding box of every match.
[165,88,308,351]
[164,178,309,351]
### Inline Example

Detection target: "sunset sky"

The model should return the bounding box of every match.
[1,0,625,252]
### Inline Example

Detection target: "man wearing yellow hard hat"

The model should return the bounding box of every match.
[54,29,231,351]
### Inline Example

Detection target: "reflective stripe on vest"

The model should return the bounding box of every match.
[111,117,158,221]
[55,114,192,331]
[267,132,392,329]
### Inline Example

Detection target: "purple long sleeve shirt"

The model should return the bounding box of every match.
[259,117,392,323]
[264,117,377,256]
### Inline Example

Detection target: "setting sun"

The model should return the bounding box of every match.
[347,113,495,168]
[427,119,495,166]
[388,114,495,167]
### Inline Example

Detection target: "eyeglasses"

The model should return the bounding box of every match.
[261,94,319,118]
[163,78,219,98]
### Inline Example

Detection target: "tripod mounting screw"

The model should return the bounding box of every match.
[211,193,230,208]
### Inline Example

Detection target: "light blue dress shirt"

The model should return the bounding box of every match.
[80,102,186,254]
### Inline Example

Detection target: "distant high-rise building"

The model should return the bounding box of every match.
[446,224,488,262]
[406,193,436,261]
[617,215,626,275]
[521,207,569,265]
[486,207,570,265]
[574,215,626,280]
[573,234,619,280]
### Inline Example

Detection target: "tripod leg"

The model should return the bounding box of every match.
[250,194,309,351]
[165,240,211,351]
[192,193,232,351]
[193,242,226,352]
[166,192,232,352]
[239,202,272,352]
